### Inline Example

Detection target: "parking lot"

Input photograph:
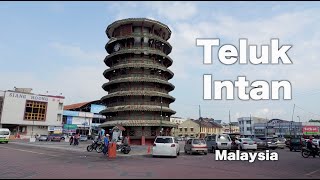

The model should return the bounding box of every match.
[0,140,319,179]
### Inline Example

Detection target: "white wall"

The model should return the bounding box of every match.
[0,91,64,126]
[71,116,92,127]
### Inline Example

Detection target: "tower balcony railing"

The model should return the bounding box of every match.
[108,74,167,81]
[107,102,170,107]
[105,47,173,67]
[109,32,171,49]
[113,46,167,58]
[108,88,168,94]
[113,59,162,66]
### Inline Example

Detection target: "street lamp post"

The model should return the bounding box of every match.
[297,116,301,137]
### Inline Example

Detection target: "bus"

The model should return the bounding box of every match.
[0,128,11,143]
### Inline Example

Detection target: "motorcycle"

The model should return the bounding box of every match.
[301,146,320,158]
[116,143,131,154]
[87,140,103,152]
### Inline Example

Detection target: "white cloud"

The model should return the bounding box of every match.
[146,2,198,21]
[50,42,105,62]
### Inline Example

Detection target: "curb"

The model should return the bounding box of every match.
[8,142,149,156]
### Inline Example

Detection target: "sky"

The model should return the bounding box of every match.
[1,1,320,123]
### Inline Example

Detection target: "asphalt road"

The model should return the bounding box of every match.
[0,142,319,179]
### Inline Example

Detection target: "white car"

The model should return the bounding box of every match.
[238,138,257,151]
[152,136,180,157]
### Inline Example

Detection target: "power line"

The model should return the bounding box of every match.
[295,105,320,117]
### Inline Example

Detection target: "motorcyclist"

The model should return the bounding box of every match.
[307,136,318,157]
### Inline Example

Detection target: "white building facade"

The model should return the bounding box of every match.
[0,89,64,138]
[238,117,268,137]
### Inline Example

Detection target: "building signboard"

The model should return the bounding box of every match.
[302,126,320,135]
[303,126,320,135]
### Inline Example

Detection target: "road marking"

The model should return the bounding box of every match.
[0,146,60,157]
[305,169,320,176]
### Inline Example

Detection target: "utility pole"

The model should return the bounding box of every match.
[160,96,163,136]
[229,110,231,134]
[291,104,295,137]
[250,114,252,138]
[199,105,201,138]
[266,117,268,137]
[297,115,301,137]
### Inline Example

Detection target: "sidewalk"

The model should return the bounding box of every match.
[9,140,151,156]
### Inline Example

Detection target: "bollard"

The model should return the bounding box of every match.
[108,142,117,158]
[147,145,151,154]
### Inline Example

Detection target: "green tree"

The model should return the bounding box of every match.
[309,119,320,123]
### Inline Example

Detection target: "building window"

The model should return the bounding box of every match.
[179,128,182,132]
[184,128,188,132]
[129,129,135,136]
[57,114,62,121]
[247,127,252,131]
[58,103,63,110]
[24,100,47,121]
[190,128,194,132]
[246,120,251,124]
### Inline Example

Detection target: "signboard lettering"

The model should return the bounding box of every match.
[8,92,48,102]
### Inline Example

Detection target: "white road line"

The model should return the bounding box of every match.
[0,146,60,157]
[305,169,320,176]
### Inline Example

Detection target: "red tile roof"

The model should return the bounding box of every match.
[63,101,92,110]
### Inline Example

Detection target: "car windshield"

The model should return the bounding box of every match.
[217,135,231,142]
[193,139,206,144]
[40,135,47,137]
[0,131,9,135]
[253,138,262,142]
[242,138,253,142]
[155,137,173,143]
[291,139,300,142]
[81,135,86,137]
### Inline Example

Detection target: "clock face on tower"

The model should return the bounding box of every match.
[114,43,121,52]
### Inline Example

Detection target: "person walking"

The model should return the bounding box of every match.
[103,134,110,156]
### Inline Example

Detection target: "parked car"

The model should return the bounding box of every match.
[266,139,278,150]
[152,136,180,158]
[38,135,48,141]
[288,137,303,151]
[238,138,257,151]
[79,135,88,141]
[205,134,232,153]
[274,138,286,149]
[259,137,278,150]
[184,138,208,155]
[253,138,267,149]
[48,134,62,142]
[313,139,320,147]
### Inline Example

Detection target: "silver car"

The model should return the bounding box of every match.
[184,138,208,155]
[79,135,88,141]
[38,135,48,141]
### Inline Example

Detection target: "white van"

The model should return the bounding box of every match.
[0,128,11,143]
[205,134,232,153]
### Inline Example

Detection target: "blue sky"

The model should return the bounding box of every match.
[1,2,320,122]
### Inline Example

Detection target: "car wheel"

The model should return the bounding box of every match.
[184,149,187,154]
[204,152,207,155]
[212,147,215,154]
[177,151,180,156]
[290,148,292,151]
